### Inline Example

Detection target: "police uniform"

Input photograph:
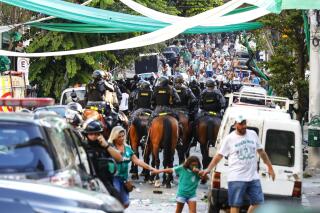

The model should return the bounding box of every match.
[134,88,152,110]
[174,84,198,120]
[85,80,106,103]
[199,88,226,115]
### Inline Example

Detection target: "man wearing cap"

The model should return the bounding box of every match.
[200,115,275,213]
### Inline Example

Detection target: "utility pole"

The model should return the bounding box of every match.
[308,10,320,175]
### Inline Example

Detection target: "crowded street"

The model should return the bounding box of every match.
[0,0,320,213]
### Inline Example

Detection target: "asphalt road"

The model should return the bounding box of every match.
[126,145,209,213]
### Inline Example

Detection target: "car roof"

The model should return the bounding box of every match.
[0,112,68,128]
[62,87,86,93]
[226,105,291,121]
[240,85,267,95]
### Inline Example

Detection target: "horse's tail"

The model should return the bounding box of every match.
[206,117,214,147]
[162,117,172,167]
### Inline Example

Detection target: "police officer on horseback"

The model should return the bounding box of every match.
[173,74,198,120]
[85,70,111,103]
[197,77,226,119]
[81,119,123,203]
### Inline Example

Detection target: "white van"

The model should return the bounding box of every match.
[208,94,302,212]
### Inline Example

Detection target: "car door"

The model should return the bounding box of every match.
[259,120,302,196]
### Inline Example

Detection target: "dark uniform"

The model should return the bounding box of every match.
[82,120,121,203]
[189,79,201,98]
[149,76,181,123]
[133,81,152,111]
[85,70,107,103]
[174,75,198,120]
[197,78,226,119]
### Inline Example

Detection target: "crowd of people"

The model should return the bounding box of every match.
[158,33,266,88]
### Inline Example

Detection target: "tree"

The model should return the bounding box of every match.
[256,10,309,121]
[24,0,176,99]
[171,0,223,17]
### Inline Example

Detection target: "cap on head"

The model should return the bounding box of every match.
[235,115,246,124]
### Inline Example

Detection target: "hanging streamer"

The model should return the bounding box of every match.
[0,0,244,57]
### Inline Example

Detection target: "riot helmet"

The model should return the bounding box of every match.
[92,70,103,80]
[139,80,151,90]
[157,76,169,87]
[82,119,104,134]
[206,78,217,88]
[174,74,184,84]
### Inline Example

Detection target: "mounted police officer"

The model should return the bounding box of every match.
[197,77,226,119]
[85,70,109,103]
[173,74,198,120]
[189,76,201,98]
[148,76,181,131]
[82,119,123,203]
[132,80,153,111]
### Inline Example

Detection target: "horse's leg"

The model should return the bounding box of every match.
[143,143,151,182]
[198,120,210,168]
[166,117,178,189]
[129,126,139,180]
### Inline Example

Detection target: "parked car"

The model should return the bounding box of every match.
[0,111,111,193]
[208,95,302,212]
[0,179,123,213]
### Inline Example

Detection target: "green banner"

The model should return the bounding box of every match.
[282,0,320,9]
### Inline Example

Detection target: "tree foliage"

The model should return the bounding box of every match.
[257,10,309,120]
[171,0,223,17]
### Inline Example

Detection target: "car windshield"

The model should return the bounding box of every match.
[0,122,56,174]
[61,90,86,105]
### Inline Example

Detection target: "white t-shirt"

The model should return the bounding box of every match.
[218,129,262,182]
[119,93,129,111]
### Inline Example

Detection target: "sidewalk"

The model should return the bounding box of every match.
[302,174,320,207]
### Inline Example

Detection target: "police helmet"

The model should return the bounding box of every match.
[206,78,217,88]
[92,70,103,80]
[82,119,104,134]
[67,102,83,114]
[157,76,169,87]
[139,80,151,90]
[174,74,184,84]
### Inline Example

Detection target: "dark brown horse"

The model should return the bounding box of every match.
[145,115,178,188]
[176,111,192,164]
[195,114,221,168]
[128,110,151,179]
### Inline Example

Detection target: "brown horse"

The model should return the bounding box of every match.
[83,109,111,138]
[176,110,192,164]
[145,115,178,188]
[195,114,221,168]
[128,110,151,179]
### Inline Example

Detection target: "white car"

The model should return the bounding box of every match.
[208,95,302,212]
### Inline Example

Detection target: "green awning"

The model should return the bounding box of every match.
[28,22,263,34]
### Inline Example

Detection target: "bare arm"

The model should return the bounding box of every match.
[131,154,156,171]
[257,149,275,181]
[97,135,122,162]
[153,168,174,174]
[200,154,223,176]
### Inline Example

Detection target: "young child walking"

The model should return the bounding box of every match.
[153,156,207,213]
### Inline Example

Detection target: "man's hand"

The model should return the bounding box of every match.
[268,166,275,181]
[97,135,109,148]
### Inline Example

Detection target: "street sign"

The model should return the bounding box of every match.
[17,57,30,85]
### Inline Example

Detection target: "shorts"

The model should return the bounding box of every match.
[113,177,130,206]
[176,195,197,204]
[228,180,264,207]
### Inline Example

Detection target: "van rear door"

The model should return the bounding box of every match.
[259,120,302,197]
